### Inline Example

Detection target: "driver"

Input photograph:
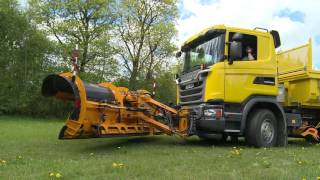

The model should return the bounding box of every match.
[243,46,255,60]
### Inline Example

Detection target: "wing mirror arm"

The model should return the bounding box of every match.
[225,42,233,65]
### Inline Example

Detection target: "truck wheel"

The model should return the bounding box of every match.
[246,109,277,147]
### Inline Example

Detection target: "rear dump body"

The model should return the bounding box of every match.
[277,39,320,140]
[42,72,190,139]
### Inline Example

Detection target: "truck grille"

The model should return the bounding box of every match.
[179,79,205,105]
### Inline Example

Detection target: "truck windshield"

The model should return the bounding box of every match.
[182,33,225,73]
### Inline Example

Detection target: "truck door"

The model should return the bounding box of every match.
[224,32,278,104]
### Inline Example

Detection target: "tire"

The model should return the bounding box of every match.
[245,109,277,147]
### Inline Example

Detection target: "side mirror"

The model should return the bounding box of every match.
[175,51,182,58]
[270,30,281,48]
[229,41,242,64]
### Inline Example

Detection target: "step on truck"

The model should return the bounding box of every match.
[42,25,320,147]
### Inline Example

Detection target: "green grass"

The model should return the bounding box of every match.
[1,116,320,180]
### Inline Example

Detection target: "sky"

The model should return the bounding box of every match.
[177,0,320,68]
[18,0,320,67]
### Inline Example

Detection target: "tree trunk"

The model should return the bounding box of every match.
[129,69,138,90]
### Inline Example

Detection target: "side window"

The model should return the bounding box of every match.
[229,32,257,61]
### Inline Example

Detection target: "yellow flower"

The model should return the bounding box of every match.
[112,162,118,168]
[112,162,125,168]
[1,160,6,164]
[230,149,241,156]
[49,172,55,177]
[298,161,303,164]
[317,176,320,180]
[55,173,62,178]
[18,156,23,159]
[302,178,307,180]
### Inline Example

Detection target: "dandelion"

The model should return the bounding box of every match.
[55,173,62,178]
[298,161,303,165]
[112,162,118,168]
[230,149,241,156]
[112,162,125,168]
[0,160,7,166]
[49,172,55,177]
[316,176,320,180]
[302,178,307,180]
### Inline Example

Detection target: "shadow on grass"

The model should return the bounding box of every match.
[287,138,315,147]
[80,135,254,153]
[78,135,317,153]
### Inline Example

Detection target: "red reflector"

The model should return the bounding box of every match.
[214,109,223,119]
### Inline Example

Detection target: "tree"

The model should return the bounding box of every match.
[28,0,117,76]
[114,0,178,89]
[0,0,65,116]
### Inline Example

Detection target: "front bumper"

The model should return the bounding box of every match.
[188,104,226,133]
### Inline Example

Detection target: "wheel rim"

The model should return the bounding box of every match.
[260,119,274,144]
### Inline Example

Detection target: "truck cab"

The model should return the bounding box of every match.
[176,25,287,147]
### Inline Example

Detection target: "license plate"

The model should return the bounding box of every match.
[185,83,194,89]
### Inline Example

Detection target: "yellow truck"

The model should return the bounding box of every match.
[175,24,319,147]
[42,25,320,148]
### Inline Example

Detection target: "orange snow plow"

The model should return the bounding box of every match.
[42,72,190,139]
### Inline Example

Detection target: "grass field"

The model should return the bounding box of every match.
[1,116,320,180]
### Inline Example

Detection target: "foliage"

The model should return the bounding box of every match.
[28,0,119,77]
[0,0,180,117]
[0,0,70,116]
[114,0,178,89]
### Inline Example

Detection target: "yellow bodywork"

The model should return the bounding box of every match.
[278,38,320,109]
[182,25,278,103]
[179,24,320,141]
[181,25,320,107]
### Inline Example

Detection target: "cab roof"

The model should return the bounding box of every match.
[181,24,271,47]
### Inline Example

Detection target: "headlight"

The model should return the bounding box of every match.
[203,108,223,119]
